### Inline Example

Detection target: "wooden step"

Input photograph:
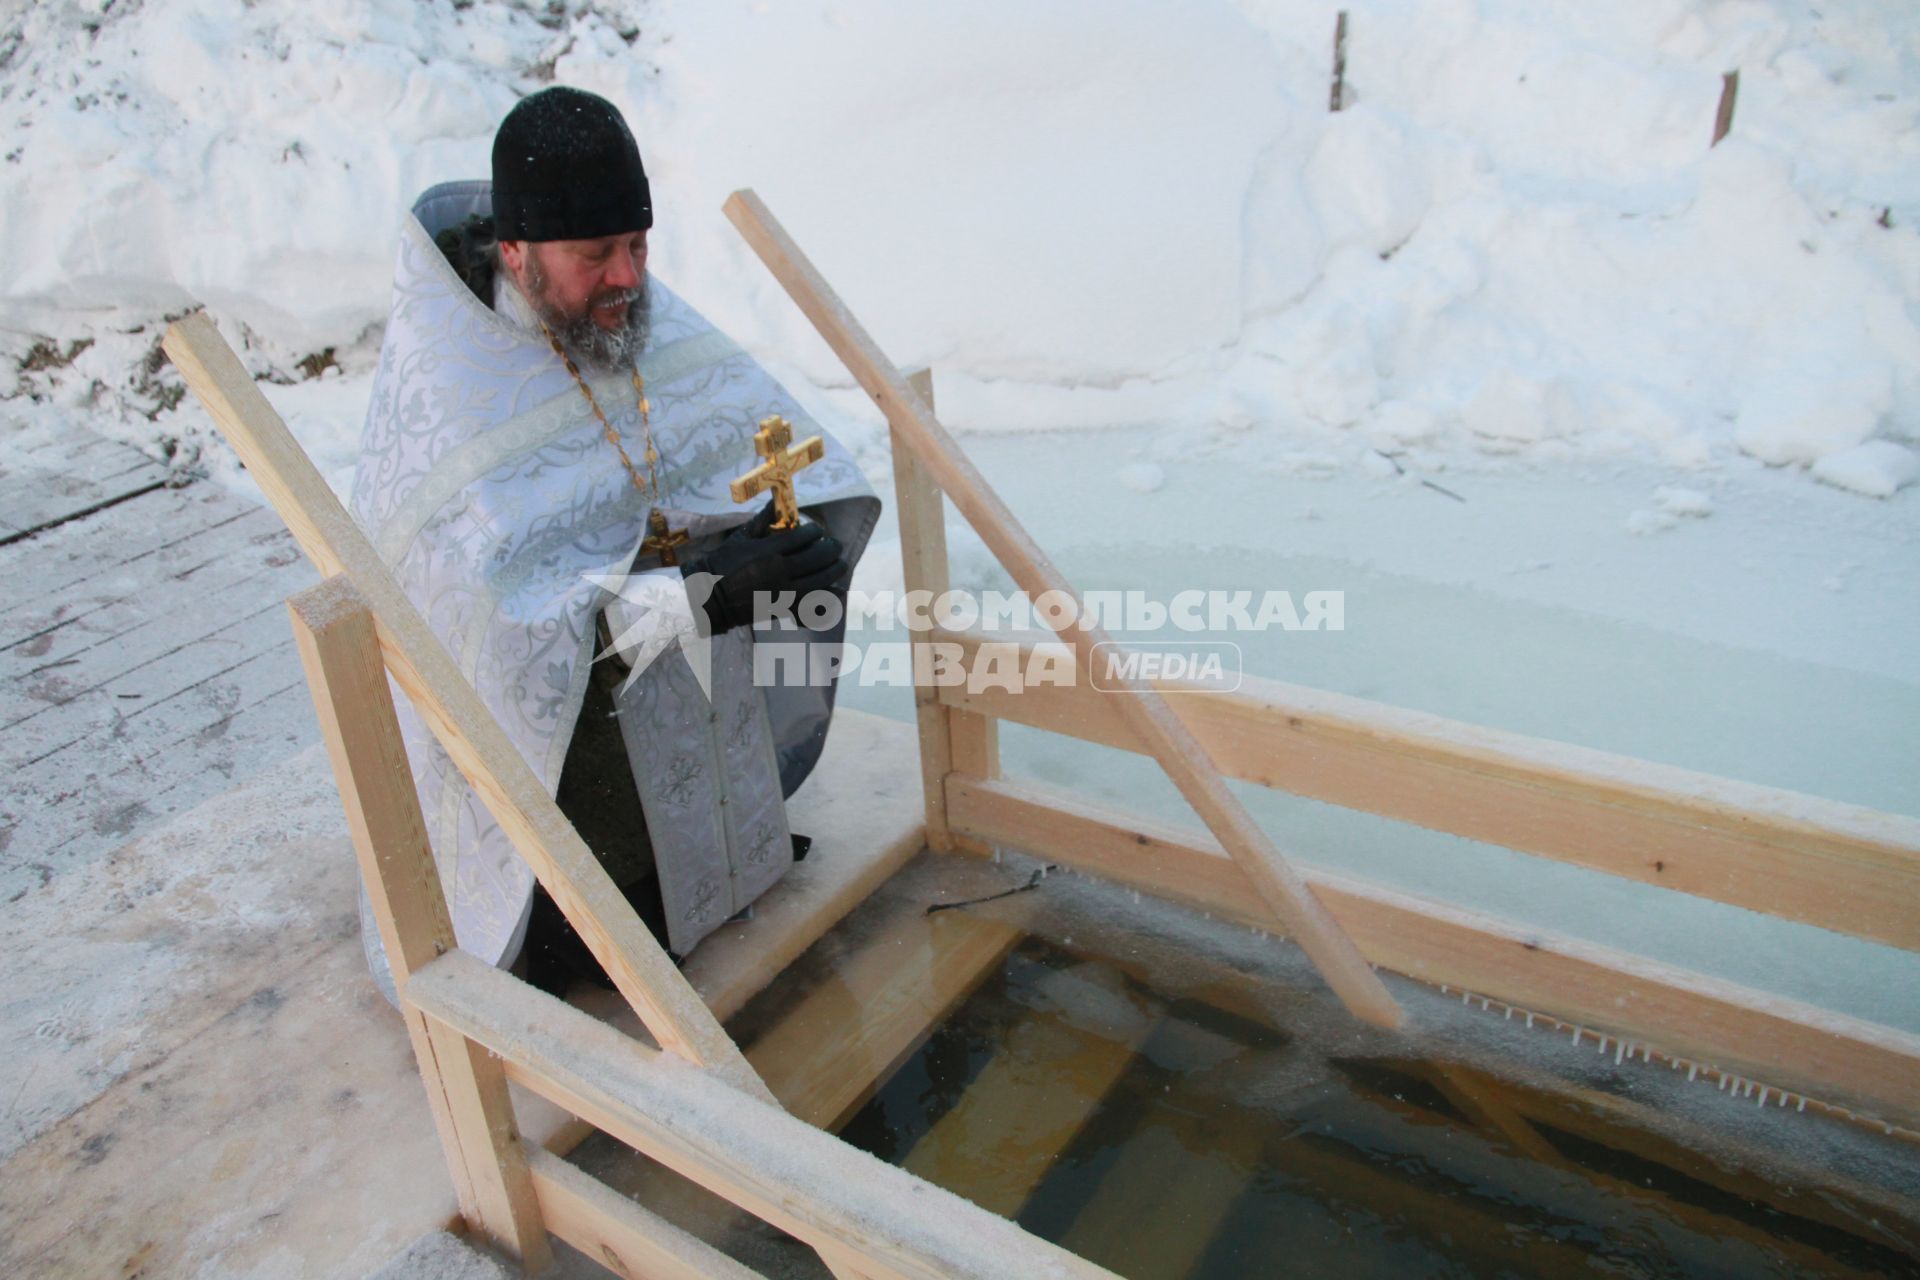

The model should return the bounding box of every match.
[747,904,1026,1131]
[570,895,1029,1256]
[901,960,1159,1220]
[1057,1009,1284,1279]
[545,844,1021,1258]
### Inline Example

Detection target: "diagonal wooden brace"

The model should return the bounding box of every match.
[162,313,775,1097]
[722,190,1404,1030]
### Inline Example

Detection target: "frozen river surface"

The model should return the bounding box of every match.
[839,426,1920,1031]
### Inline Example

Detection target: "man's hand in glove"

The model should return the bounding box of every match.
[682,502,848,634]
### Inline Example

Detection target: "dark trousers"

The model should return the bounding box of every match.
[525,634,670,994]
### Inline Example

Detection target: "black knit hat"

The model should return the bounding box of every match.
[491,87,652,242]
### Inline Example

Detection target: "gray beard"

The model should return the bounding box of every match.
[521,256,652,373]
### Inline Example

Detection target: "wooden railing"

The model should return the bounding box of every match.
[927,628,1920,950]
[164,314,1122,1278]
[161,183,1920,1275]
[716,194,1920,1135]
[724,190,1402,1032]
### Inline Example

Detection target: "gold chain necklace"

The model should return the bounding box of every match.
[539,320,660,503]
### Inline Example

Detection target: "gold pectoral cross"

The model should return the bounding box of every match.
[640,508,689,567]
[730,415,825,530]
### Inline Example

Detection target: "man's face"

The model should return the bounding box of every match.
[502,229,651,370]
[505,230,650,332]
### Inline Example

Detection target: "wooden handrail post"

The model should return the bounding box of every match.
[163,312,774,1099]
[288,575,552,1271]
[723,190,1404,1030]
[895,366,998,855]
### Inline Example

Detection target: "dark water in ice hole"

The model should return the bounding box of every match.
[826,940,1918,1280]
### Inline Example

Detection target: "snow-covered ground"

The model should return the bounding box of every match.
[3,2,1917,1016]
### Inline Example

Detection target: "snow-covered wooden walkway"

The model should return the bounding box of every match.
[0,422,461,1275]
[1,420,321,894]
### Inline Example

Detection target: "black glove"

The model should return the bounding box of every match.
[683,503,848,634]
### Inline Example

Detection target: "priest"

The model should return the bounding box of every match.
[348,87,880,1002]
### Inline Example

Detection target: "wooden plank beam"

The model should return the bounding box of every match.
[525,1148,762,1280]
[1427,1062,1564,1164]
[929,627,1920,952]
[162,312,770,1100]
[944,775,1920,1127]
[745,906,1025,1131]
[1,505,300,705]
[1056,1019,1273,1276]
[408,950,1127,1280]
[0,427,171,545]
[0,482,261,626]
[542,896,1024,1266]
[723,188,1402,1031]
[1328,1065,1890,1280]
[892,367,966,854]
[1261,1129,1635,1276]
[947,705,998,784]
[893,366,997,856]
[901,963,1156,1218]
[287,575,550,1270]
[534,710,929,1162]
[1480,1064,1920,1256]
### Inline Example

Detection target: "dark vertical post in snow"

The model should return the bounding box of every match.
[1712,69,1739,146]
[1330,10,1349,112]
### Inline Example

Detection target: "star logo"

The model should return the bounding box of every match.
[580,563,719,700]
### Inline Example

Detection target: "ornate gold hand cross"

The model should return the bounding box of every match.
[730,415,824,531]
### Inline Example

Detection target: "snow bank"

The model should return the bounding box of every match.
[0,0,536,357]
[2,0,1917,491]
[1812,438,1920,498]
